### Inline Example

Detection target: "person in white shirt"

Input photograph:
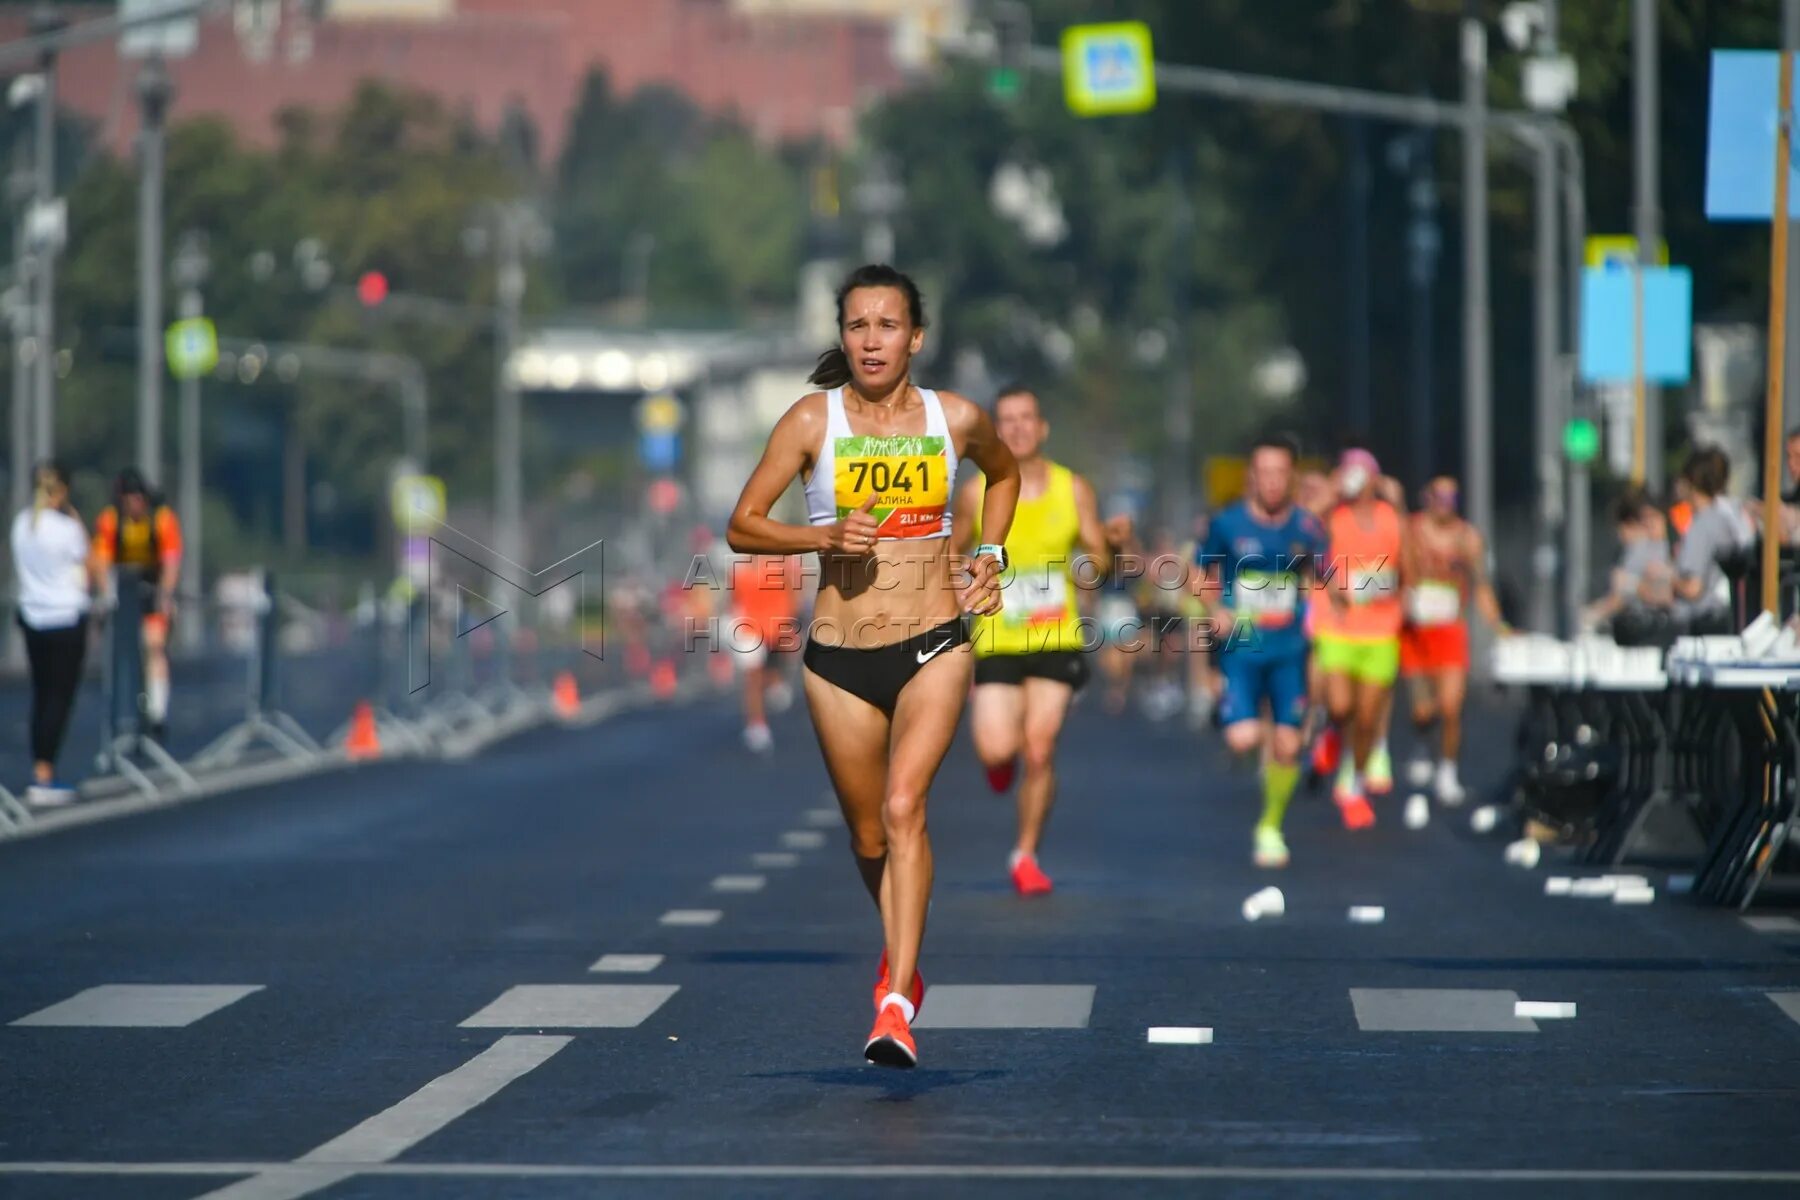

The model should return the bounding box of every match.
[10,462,95,807]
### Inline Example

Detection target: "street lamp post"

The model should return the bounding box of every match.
[29,4,63,463]
[1632,0,1661,492]
[1461,0,1494,552]
[137,55,173,484]
[1165,157,1194,536]
[495,204,525,569]
[7,122,35,517]
[173,230,209,651]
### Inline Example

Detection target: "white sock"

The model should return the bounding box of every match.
[1008,848,1032,871]
[146,675,169,722]
[879,991,915,1023]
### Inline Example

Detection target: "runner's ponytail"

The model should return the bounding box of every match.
[809,347,853,388]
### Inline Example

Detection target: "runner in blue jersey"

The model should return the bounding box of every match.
[1195,434,1327,868]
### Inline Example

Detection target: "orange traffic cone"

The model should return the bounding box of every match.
[345,700,381,761]
[552,670,580,719]
[650,659,678,699]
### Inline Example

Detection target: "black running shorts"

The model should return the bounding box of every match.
[972,651,1090,691]
[803,617,970,714]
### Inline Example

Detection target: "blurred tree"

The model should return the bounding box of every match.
[553,70,810,322]
[44,83,520,572]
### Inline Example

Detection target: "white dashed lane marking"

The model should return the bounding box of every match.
[460,985,679,1029]
[589,954,664,974]
[10,985,264,1028]
[659,909,722,927]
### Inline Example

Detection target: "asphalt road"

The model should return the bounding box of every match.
[3,683,1799,1198]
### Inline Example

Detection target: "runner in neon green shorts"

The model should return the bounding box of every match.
[1313,631,1399,686]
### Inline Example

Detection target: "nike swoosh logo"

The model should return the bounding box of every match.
[916,639,954,664]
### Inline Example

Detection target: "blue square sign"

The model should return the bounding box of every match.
[1705,50,1800,221]
[1578,267,1693,385]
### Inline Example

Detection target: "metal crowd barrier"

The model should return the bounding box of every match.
[0,565,724,841]
[1493,630,1800,908]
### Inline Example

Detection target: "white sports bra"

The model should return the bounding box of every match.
[803,387,957,542]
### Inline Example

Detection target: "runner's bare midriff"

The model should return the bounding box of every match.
[810,539,963,649]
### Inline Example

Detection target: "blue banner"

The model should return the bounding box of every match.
[1705,50,1800,221]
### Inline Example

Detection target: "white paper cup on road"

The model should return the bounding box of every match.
[1404,793,1430,829]
[1503,837,1541,869]
[1544,876,1573,895]
[1470,805,1499,834]
[1348,905,1386,924]
[1241,886,1285,921]
[1515,1000,1577,1020]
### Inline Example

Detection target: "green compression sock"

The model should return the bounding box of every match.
[1260,762,1300,831]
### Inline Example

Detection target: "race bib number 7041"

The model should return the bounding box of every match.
[834,435,949,539]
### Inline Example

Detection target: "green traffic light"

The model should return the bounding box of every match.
[988,67,1022,100]
[1563,417,1600,464]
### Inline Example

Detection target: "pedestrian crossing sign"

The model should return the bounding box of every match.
[165,317,217,381]
[1062,22,1156,117]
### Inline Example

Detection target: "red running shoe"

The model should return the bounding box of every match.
[874,948,926,1016]
[1335,789,1377,830]
[985,757,1018,794]
[1010,852,1054,896]
[1311,725,1341,777]
[864,1001,918,1069]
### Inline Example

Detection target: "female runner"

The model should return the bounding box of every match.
[727,264,1019,1067]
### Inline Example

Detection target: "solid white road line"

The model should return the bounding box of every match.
[299,1036,571,1163]
[193,1036,569,1199]
[13,1162,1800,1184]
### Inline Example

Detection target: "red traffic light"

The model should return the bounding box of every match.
[357,270,390,307]
[647,478,682,515]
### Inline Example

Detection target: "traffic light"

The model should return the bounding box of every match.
[987,2,1031,102]
[357,270,390,308]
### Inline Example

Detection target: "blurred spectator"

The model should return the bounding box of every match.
[1671,447,1753,633]
[1669,475,1695,540]
[9,462,94,806]
[1586,486,1672,637]
[1741,426,1800,545]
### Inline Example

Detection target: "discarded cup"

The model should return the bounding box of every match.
[1348,905,1386,924]
[1404,793,1430,830]
[1470,805,1500,834]
[1503,837,1541,869]
[1514,1000,1577,1020]
[1241,885,1285,921]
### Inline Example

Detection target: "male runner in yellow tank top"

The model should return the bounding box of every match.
[954,386,1132,895]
